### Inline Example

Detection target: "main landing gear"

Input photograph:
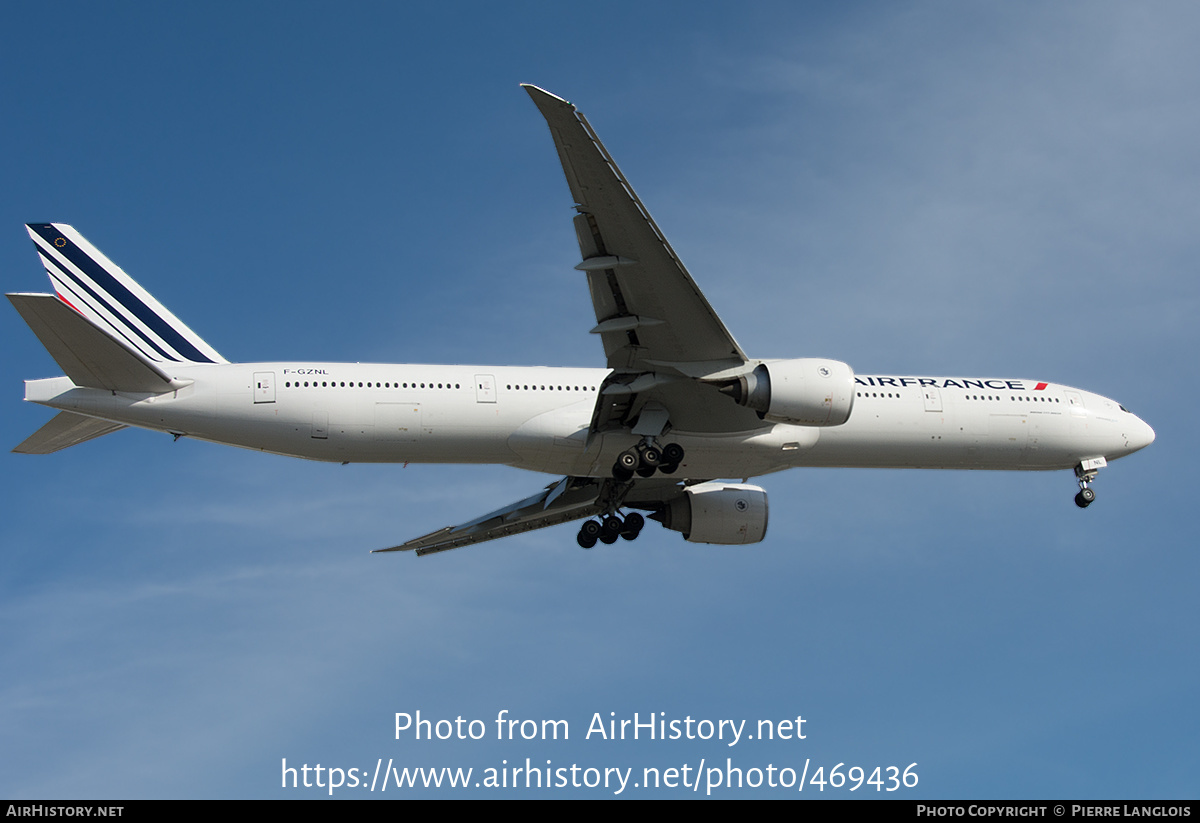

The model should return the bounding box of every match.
[576,512,645,549]
[1074,457,1106,508]
[612,441,685,481]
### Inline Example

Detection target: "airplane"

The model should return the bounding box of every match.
[9,85,1155,556]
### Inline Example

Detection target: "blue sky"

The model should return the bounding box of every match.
[1,2,1196,799]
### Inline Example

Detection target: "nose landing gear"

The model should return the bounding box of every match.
[1073,457,1106,508]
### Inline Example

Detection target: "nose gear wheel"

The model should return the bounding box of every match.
[1073,460,1103,508]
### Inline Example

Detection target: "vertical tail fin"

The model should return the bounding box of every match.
[25,223,226,365]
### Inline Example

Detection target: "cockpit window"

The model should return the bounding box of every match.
[1119,404,1131,413]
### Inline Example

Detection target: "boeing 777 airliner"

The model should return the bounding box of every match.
[9,86,1155,555]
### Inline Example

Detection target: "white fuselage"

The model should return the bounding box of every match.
[24,362,1156,480]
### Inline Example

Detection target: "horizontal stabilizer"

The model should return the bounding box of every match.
[8,293,178,393]
[14,411,126,454]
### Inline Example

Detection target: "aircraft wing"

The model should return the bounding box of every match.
[524,85,749,374]
[374,476,690,557]
[524,86,764,436]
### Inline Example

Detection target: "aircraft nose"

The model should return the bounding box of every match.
[1128,416,1155,453]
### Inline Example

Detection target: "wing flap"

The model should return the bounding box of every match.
[13,411,127,454]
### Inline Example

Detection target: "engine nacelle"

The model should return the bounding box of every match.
[715,358,855,426]
[653,482,769,545]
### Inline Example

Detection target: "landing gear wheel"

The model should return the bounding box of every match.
[640,447,663,468]
[658,462,679,475]
[617,450,640,471]
[577,519,601,549]
[612,464,634,482]
[662,443,685,465]
[602,516,624,538]
[636,465,657,478]
[599,531,619,545]
[1072,459,1104,509]
[620,512,645,540]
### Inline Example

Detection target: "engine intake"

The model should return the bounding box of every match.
[715,359,855,426]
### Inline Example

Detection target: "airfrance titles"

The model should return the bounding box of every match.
[857,376,1037,391]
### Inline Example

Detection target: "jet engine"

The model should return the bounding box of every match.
[713,358,855,426]
[652,482,769,545]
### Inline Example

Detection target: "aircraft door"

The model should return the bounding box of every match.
[475,374,496,404]
[254,371,276,404]
[922,386,942,412]
[1065,390,1087,417]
